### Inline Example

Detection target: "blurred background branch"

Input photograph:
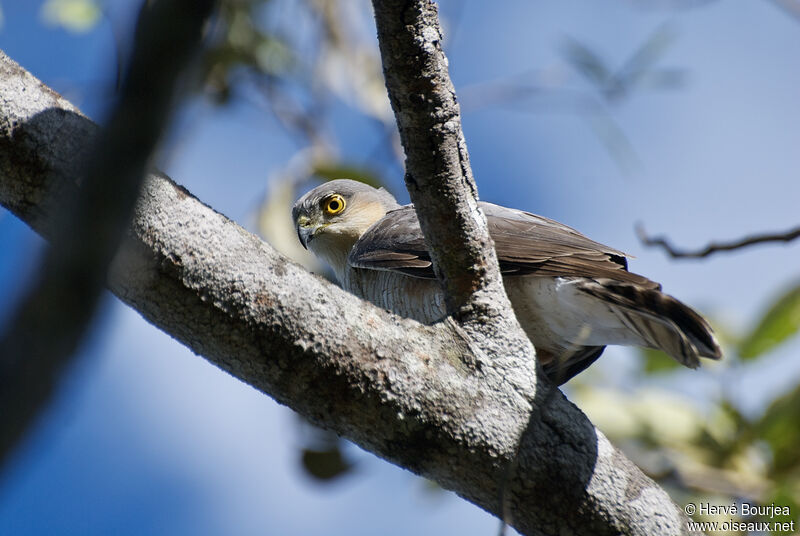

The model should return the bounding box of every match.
[771,0,800,21]
[459,24,685,177]
[0,0,215,467]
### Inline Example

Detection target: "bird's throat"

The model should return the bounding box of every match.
[308,233,358,284]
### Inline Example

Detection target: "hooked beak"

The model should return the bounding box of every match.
[295,216,319,249]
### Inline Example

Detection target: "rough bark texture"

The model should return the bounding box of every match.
[0,50,697,536]
[371,0,513,326]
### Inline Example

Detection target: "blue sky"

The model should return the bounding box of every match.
[1,1,799,535]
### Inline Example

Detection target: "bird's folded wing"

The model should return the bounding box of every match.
[348,203,660,289]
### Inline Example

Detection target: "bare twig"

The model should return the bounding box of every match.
[636,223,800,259]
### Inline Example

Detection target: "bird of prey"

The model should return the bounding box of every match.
[292,179,721,384]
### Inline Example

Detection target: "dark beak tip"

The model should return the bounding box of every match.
[296,227,310,250]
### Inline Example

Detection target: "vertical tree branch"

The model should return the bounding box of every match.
[370,6,539,529]
[371,0,518,331]
[0,0,215,466]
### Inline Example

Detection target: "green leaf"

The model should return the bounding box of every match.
[739,283,800,359]
[40,0,101,34]
[640,347,681,373]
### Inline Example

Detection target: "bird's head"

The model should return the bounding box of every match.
[292,179,400,277]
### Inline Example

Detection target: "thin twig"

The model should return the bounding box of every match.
[636,223,800,259]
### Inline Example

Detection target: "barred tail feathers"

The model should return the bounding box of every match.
[576,278,722,368]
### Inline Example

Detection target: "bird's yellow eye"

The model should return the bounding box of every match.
[323,194,346,215]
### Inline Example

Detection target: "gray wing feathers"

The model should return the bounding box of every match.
[348,206,433,277]
[349,203,657,287]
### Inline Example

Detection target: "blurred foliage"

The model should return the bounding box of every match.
[562,24,684,103]
[561,24,684,174]
[640,347,682,373]
[200,0,393,151]
[295,418,355,482]
[460,23,687,176]
[310,161,383,189]
[40,0,102,33]
[202,0,296,103]
[739,283,800,359]
[301,446,352,481]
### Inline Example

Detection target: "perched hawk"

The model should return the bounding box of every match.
[292,179,721,384]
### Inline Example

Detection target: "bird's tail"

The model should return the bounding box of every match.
[577,278,722,368]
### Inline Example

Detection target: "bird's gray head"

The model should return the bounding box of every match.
[292,179,400,255]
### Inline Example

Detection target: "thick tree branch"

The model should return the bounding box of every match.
[0,0,215,465]
[0,53,693,535]
[636,222,800,259]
